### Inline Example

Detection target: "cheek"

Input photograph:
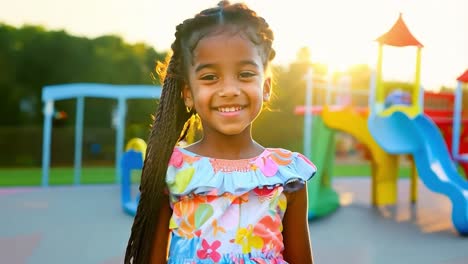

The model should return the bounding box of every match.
[251,84,265,100]
[249,90,265,110]
[193,89,213,106]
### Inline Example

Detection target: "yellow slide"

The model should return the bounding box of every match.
[322,106,399,205]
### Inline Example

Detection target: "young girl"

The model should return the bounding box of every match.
[125,1,316,263]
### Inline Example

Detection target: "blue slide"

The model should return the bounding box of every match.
[368,111,468,235]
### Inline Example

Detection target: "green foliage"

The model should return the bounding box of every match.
[0,23,166,127]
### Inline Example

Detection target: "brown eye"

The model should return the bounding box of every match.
[200,74,218,81]
[239,71,256,79]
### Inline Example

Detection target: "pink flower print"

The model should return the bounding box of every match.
[196,239,221,262]
[253,152,278,177]
[169,148,184,168]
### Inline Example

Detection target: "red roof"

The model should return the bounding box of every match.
[457,69,468,83]
[376,14,423,47]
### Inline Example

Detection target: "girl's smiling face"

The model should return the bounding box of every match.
[183,30,271,138]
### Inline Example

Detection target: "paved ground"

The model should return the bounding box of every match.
[311,178,468,264]
[1,178,467,264]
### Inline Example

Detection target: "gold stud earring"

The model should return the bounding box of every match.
[186,106,193,113]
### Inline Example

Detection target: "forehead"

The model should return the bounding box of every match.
[191,31,263,67]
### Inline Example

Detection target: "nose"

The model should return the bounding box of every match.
[218,77,240,97]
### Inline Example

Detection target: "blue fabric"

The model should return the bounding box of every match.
[167,147,317,198]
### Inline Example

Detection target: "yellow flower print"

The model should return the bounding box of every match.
[234,224,264,254]
[276,192,287,213]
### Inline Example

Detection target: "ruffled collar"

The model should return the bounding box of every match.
[176,147,268,161]
[171,147,304,177]
[166,146,317,197]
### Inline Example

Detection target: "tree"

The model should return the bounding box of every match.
[0,23,167,127]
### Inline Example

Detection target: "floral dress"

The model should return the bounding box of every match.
[166,147,316,264]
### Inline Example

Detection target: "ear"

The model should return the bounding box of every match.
[182,84,194,108]
[263,77,272,102]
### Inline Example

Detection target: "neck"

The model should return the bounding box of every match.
[188,126,264,159]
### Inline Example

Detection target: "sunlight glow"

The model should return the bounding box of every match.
[0,0,467,89]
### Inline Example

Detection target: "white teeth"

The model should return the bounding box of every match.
[218,106,242,112]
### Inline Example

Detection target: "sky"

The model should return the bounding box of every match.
[0,0,467,90]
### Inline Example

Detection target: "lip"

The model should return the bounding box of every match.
[217,110,242,117]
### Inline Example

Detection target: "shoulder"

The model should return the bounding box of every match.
[264,148,315,167]
[261,148,316,175]
[168,146,203,168]
[261,148,317,191]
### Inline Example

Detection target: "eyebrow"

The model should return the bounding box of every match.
[194,60,260,73]
[239,60,260,69]
[194,63,215,73]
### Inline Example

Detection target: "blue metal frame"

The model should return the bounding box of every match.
[41,83,162,187]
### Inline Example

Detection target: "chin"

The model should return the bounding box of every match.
[218,126,249,136]
[220,130,245,136]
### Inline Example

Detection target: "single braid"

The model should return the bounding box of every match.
[124,47,191,263]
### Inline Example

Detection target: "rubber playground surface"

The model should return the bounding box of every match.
[1,178,468,264]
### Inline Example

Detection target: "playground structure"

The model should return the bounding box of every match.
[368,14,468,235]
[297,14,468,235]
[296,73,400,220]
[41,83,161,187]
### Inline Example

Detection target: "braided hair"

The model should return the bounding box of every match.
[125,1,276,263]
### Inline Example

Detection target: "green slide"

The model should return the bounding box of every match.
[306,115,340,219]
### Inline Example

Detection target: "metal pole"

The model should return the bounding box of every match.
[325,75,333,106]
[304,68,314,159]
[452,81,463,160]
[115,98,127,183]
[42,100,54,187]
[375,44,384,114]
[74,96,85,185]
[368,70,377,116]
